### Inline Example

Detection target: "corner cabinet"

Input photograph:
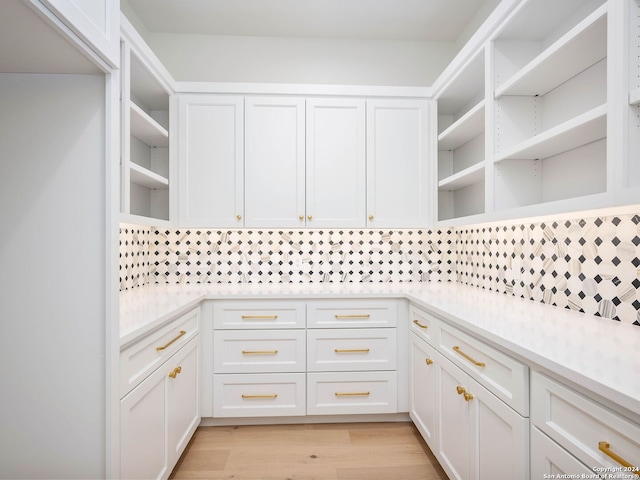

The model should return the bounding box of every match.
[120,15,175,226]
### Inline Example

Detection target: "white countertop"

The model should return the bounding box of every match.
[120,281,640,419]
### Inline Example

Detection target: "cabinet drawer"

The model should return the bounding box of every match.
[120,307,200,397]
[307,371,398,415]
[213,330,306,373]
[213,301,305,329]
[213,373,305,417]
[307,328,397,372]
[307,300,397,328]
[531,372,640,475]
[439,322,529,416]
[409,304,439,345]
[531,426,594,478]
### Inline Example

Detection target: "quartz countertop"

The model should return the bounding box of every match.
[120,282,640,419]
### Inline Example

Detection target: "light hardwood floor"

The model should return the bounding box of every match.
[169,422,448,480]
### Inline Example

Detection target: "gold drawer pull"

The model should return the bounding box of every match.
[334,314,371,319]
[335,391,370,397]
[242,350,278,355]
[425,358,433,365]
[599,442,639,476]
[168,366,182,379]
[335,348,370,353]
[241,315,278,319]
[453,346,486,367]
[156,330,187,351]
[241,394,278,399]
[413,319,428,329]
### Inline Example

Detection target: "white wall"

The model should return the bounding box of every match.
[143,32,457,86]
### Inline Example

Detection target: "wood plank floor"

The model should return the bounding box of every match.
[169,422,448,480]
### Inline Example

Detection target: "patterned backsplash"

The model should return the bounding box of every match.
[119,211,640,326]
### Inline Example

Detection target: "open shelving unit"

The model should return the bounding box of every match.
[436,48,486,222]
[491,0,608,213]
[121,16,174,225]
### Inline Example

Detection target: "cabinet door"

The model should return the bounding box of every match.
[366,99,430,227]
[531,427,594,479]
[306,98,366,227]
[120,364,168,480]
[35,0,119,66]
[167,337,201,469]
[178,95,244,227]
[245,97,305,227]
[469,377,529,480]
[437,352,471,480]
[409,333,438,448]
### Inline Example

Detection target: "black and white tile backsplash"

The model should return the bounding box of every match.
[119,212,640,326]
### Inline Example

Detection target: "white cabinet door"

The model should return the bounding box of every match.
[409,333,438,448]
[178,95,244,227]
[120,363,168,480]
[366,99,430,227]
[35,0,119,66]
[167,337,201,469]
[306,98,366,227]
[245,97,305,227]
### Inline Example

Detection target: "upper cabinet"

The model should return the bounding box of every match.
[433,0,621,226]
[120,15,175,226]
[34,0,120,67]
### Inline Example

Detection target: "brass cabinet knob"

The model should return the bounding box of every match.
[425,358,433,365]
[463,392,474,402]
[168,366,182,379]
[299,215,304,221]
[307,215,312,221]
[456,386,466,395]
[369,215,374,221]
[236,214,242,220]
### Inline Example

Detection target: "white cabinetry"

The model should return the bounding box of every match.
[366,99,430,227]
[244,97,306,227]
[120,308,201,480]
[530,372,640,478]
[121,16,174,225]
[178,95,244,227]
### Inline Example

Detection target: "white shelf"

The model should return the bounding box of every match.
[630,88,640,106]
[495,5,607,98]
[495,103,606,162]
[130,102,169,147]
[437,49,485,115]
[438,101,485,151]
[438,162,485,191]
[130,162,169,189]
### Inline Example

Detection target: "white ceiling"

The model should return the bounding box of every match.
[125,0,495,42]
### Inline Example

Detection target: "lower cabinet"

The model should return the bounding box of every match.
[409,332,437,446]
[120,333,200,480]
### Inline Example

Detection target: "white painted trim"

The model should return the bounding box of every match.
[175,81,431,98]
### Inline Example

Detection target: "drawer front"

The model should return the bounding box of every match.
[439,322,529,416]
[307,328,397,372]
[531,426,594,478]
[213,373,305,417]
[307,371,398,415]
[213,301,305,329]
[409,304,439,345]
[213,330,306,373]
[307,300,398,328]
[120,307,200,397]
[531,372,640,475]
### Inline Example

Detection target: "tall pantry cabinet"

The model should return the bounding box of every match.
[0,1,120,479]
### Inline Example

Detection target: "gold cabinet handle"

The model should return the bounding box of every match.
[242,350,278,355]
[241,315,278,319]
[425,358,433,365]
[369,215,374,221]
[334,314,371,319]
[299,215,304,220]
[307,215,313,221]
[463,392,474,402]
[241,394,278,399]
[335,348,370,353]
[236,214,242,220]
[168,366,182,379]
[453,346,486,367]
[413,319,428,329]
[599,442,639,476]
[456,386,466,395]
[335,391,370,397]
[156,330,187,351]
